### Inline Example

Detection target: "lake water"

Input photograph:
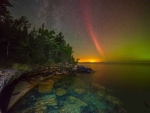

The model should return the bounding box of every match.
[80,63,150,113]
[10,63,150,113]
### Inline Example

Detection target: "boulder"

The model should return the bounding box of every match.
[76,65,93,73]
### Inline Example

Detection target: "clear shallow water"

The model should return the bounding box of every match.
[10,63,150,113]
[10,75,125,113]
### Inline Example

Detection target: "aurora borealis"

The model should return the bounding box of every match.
[9,0,150,62]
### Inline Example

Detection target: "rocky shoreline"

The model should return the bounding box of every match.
[0,66,72,113]
[0,65,126,113]
[7,73,126,113]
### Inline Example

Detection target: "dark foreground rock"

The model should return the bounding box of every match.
[0,69,20,93]
[0,67,67,113]
[76,65,93,73]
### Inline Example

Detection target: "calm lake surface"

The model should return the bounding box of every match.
[80,63,150,113]
[10,63,150,113]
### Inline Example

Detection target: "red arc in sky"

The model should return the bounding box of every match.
[80,0,105,58]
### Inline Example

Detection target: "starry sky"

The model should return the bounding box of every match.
[9,0,150,62]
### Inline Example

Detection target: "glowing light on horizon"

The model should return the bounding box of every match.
[79,59,101,62]
[80,0,105,58]
[89,60,95,62]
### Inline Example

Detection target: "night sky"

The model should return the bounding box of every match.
[9,0,150,62]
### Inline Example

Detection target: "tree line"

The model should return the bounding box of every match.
[0,0,78,66]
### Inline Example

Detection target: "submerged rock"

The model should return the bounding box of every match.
[91,83,106,90]
[52,75,64,82]
[58,104,82,113]
[45,98,57,107]
[96,90,107,97]
[74,88,85,94]
[38,79,54,93]
[35,100,45,107]
[97,109,107,113]
[22,95,58,113]
[22,107,35,113]
[105,95,123,106]
[55,88,67,96]
[35,101,47,113]
[35,105,47,113]
[9,74,125,113]
[83,92,107,110]
[43,95,58,106]
[71,78,87,90]
[22,100,47,113]
[27,95,58,113]
[59,96,87,113]
[67,96,88,107]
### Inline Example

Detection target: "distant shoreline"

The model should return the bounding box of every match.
[79,62,150,64]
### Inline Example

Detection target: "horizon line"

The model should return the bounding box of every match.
[79,61,150,63]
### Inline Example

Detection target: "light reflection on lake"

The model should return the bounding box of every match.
[80,63,150,91]
[80,63,150,113]
[9,63,150,113]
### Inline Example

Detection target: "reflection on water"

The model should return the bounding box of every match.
[80,63,150,113]
[10,63,150,113]
[10,75,125,113]
[81,63,150,91]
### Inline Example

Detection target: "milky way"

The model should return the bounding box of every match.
[9,0,150,62]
